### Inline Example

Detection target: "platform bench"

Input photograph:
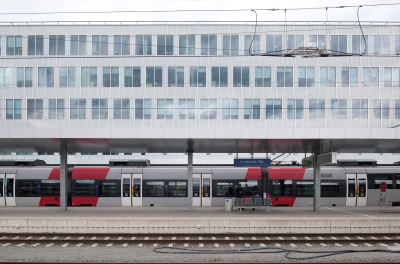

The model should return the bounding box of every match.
[235,197,272,212]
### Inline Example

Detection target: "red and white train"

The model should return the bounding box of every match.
[1,160,399,207]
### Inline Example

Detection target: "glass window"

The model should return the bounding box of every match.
[81,67,97,87]
[352,99,368,119]
[238,180,258,196]
[309,99,325,119]
[384,67,400,87]
[157,99,173,119]
[255,67,271,87]
[145,181,165,197]
[342,67,358,87]
[6,36,22,55]
[309,35,326,49]
[374,99,389,119]
[114,35,130,55]
[331,35,347,54]
[28,35,43,55]
[168,181,187,197]
[272,180,292,195]
[168,67,184,87]
[372,175,394,189]
[277,67,293,87]
[99,181,119,197]
[70,35,87,55]
[352,35,368,55]
[287,99,303,119]
[266,99,282,119]
[113,98,130,119]
[201,34,217,55]
[233,67,249,87]
[157,35,173,55]
[298,67,314,87]
[288,35,304,49]
[17,67,33,87]
[396,99,400,120]
[179,35,195,55]
[296,181,313,197]
[59,67,75,87]
[27,99,43,120]
[244,99,260,119]
[70,99,86,119]
[49,99,65,119]
[374,35,390,55]
[321,182,340,197]
[38,67,54,87]
[135,35,152,55]
[103,67,119,87]
[320,67,336,87]
[41,180,60,196]
[49,35,65,55]
[92,99,108,119]
[266,35,282,54]
[215,182,235,197]
[396,36,400,55]
[74,180,95,196]
[92,35,108,55]
[124,67,141,87]
[363,67,379,87]
[179,99,195,119]
[190,67,206,87]
[6,99,22,119]
[135,99,151,119]
[0,67,12,88]
[18,180,38,197]
[211,67,228,87]
[223,35,239,55]
[244,34,260,55]
[331,99,347,119]
[222,99,238,119]
[200,99,217,119]
[146,67,162,87]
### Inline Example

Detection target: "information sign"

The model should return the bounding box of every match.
[234,159,271,167]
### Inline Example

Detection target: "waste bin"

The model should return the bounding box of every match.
[224,198,233,211]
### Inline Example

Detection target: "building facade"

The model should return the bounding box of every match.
[0,22,399,158]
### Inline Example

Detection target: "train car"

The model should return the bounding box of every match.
[1,161,399,207]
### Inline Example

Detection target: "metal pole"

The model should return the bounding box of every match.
[187,140,194,212]
[313,140,321,212]
[60,139,68,212]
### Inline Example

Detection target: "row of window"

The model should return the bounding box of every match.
[2,66,400,88]
[3,34,400,56]
[4,98,400,120]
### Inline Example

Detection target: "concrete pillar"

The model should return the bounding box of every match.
[313,140,321,212]
[60,139,68,212]
[187,141,194,212]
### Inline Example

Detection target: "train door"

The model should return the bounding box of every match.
[131,174,142,207]
[202,174,212,207]
[193,174,201,206]
[2,174,16,207]
[346,174,367,206]
[121,174,131,206]
[0,174,4,206]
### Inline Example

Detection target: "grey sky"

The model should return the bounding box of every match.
[1,0,399,22]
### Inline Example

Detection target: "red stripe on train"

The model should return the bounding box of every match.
[49,168,60,179]
[72,168,110,180]
[72,197,99,207]
[245,168,261,180]
[268,168,305,180]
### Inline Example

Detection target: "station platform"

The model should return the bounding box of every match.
[1,206,400,234]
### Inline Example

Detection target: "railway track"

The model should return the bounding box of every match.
[1,233,400,246]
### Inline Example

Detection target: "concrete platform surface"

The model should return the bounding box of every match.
[1,206,400,234]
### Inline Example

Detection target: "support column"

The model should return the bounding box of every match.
[187,140,194,212]
[313,140,321,212]
[60,139,68,212]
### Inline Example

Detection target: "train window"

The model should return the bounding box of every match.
[321,182,340,197]
[296,181,313,197]
[396,179,400,189]
[41,180,60,196]
[272,180,293,196]
[99,181,118,197]
[122,178,130,197]
[145,181,165,197]
[18,180,38,197]
[6,179,14,197]
[215,182,234,197]
[193,178,200,197]
[348,179,356,197]
[75,180,95,196]
[238,180,258,196]
[0,179,3,197]
[133,178,141,197]
[373,176,393,189]
[168,181,187,197]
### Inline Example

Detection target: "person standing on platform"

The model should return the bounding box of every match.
[235,184,244,198]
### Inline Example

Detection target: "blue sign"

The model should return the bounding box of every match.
[234,159,271,167]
